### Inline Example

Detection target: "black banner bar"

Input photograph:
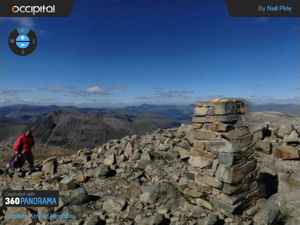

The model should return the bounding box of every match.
[226,0,300,17]
[0,0,75,17]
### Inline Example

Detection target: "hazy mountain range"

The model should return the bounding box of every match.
[0,103,299,149]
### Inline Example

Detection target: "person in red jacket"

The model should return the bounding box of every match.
[14,129,35,172]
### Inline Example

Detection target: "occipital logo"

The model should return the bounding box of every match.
[11,5,56,15]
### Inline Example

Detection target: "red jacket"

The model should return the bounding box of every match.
[14,134,35,155]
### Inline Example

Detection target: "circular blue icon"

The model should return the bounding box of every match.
[16,35,30,49]
[9,28,37,56]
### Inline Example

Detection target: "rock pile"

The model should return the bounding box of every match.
[253,118,300,159]
[1,99,300,225]
[0,123,257,225]
[187,99,258,214]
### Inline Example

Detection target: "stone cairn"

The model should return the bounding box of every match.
[186,98,258,215]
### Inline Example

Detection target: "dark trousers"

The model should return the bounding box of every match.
[21,153,34,168]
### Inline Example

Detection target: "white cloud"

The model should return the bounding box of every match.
[85,86,109,95]
[69,86,111,97]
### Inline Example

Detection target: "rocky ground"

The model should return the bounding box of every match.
[0,111,299,225]
[0,143,76,169]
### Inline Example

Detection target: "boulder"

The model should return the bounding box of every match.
[59,177,79,191]
[71,169,86,183]
[256,140,271,154]
[140,183,160,203]
[193,198,213,210]
[278,124,293,138]
[252,199,282,225]
[285,130,300,144]
[104,154,115,166]
[124,143,134,157]
[95,165,110,177]
[188,155,212,169]
[69,187,89,204]
[42,160,57,176]
[175,147,190,160]
[103,197,126,214]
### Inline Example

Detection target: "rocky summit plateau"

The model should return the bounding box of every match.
[0,99,300,225]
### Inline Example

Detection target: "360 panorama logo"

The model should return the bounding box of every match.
[11,5,55,15]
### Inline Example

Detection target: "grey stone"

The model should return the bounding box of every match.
[209,122,234,132]
[158,143,169,151]
[194,198,213,210]
[218,182,257,206]
[84,214,102,225]
[214,101,244,115]
[176,147,190,160]
[223,127,250,140]
[140,152,151,162]
[194,130,222,141]
[71,187,89,204]
[124,143,134,157]
[208,141,240,153]
[278,124,293,138]
[140,183,160,203]
[42,160,56,176]
[253,199,282,225]
[286,130,300,143]
[103,198,126,214]
[215,159,256,184]
[194,107,210,116]
[104,154,115,166]
[196,174,223,189]
[192,114,242,124]
[222,181,256,195]
[188,155,212,169]
[140,214,164,225]
[197,214,218,225]
[95,165,110,177]
[218,153,236,166]
[256,140,271,154]
[59,177,79,191]
[186,172,195,181]
[217,198,244,214]
[294,125,300,134]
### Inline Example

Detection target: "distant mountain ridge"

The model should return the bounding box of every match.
[1,103,299,121]
[0,105,69,121]
[1,103,299,149]
[0,108,179,149]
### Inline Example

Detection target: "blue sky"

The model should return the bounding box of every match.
[0,0,299,107]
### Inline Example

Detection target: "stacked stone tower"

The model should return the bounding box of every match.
[186,98,258,214]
